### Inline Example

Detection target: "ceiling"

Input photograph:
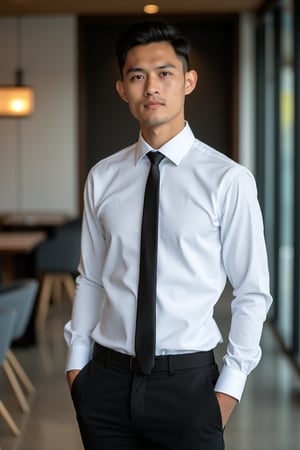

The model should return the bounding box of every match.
[0,0,266,16]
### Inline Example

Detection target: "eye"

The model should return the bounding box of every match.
[160,71,171,77]
[130,74,145,81]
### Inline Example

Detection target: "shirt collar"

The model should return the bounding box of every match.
[135,122,195,166]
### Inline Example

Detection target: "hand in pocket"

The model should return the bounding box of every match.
[66,369,81,390]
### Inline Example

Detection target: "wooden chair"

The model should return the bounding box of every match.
[0,307,20,436]
[34,228,81,332]
[0,279,39,413]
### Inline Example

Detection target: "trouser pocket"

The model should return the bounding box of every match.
[70,361,91,406]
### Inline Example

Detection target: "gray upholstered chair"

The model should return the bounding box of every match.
[0,307,20,436]
[0,279,39,413]
[34,224,81,332]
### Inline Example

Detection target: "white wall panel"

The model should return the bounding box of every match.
[0,16,78,215]
[0,18,18,210]
[0,120,17,209]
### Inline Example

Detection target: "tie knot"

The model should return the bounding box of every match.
[147,151,164,166]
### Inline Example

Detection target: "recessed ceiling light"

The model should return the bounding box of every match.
[143,4,159,14]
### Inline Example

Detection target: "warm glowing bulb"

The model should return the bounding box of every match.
[10,99,27,112]
[143,4,159,14]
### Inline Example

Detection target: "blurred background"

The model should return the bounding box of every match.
[0,0,299,449]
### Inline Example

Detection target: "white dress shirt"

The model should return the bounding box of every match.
[64,122,272,400]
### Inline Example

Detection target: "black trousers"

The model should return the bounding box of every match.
[71,345,224,450]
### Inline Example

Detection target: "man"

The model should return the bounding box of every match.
[64,21,272,450]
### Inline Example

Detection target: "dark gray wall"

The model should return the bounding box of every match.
[80,16,236,177]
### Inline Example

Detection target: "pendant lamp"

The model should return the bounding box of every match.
[0,19,34,117]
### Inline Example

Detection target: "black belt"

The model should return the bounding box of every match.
[93,343,215,374]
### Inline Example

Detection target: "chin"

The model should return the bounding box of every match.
[143,117,169,128]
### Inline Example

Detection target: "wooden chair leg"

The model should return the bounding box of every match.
[36,272,75,332]
[35,274,54,331]
[6,350,35,394]
[0,400,20,436]
[62,274,75,303]
[52,275,63,305]
[2,359,30,413]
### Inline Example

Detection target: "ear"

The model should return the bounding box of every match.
[184,70,198,96]
[116,80,128,102]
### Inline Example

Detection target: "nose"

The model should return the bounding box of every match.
[144,75,159,96]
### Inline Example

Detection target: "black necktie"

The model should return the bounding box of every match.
[135,151,164,374]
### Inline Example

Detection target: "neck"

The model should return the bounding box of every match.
[141,121,185,149]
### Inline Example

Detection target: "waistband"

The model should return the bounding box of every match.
[93,343,215,374]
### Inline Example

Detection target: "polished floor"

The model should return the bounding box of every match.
[0,285,299,450]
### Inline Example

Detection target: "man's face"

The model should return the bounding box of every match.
[116,42,197,136]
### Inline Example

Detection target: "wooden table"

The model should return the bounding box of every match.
[0,232,47,282]
[0,212,69,233]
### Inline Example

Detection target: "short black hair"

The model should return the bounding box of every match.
[116,21,191,77]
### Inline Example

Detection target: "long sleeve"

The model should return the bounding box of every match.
[64,172,107,371]
[214,168,272,400]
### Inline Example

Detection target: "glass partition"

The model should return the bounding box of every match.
[277,0,295,349]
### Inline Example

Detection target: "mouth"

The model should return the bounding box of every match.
[144,99,165,109]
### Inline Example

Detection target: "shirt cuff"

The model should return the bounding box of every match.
[214,365,247,401]
[65,344,92,373]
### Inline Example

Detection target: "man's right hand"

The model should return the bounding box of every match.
[66,369,81,390]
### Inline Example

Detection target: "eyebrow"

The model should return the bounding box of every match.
[126,63,177,75]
